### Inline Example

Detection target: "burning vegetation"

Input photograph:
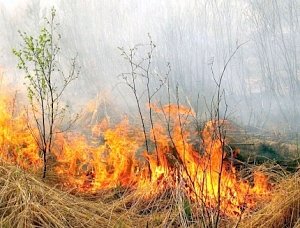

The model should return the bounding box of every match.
[0,85,272,224]
[0,37,298,227]
[1,7,299,228]
[3,74,300,227]
[54,102,272,215]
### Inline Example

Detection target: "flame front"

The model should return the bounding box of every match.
[0,91,271,216]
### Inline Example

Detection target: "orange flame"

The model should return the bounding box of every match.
[0,91,41,169]
[0,91,271,216]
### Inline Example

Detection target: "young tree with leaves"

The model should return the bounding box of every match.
[13,8,79,178]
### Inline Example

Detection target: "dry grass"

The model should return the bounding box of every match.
[0,162,187,227]
[1,160,300,228]
[241,171,300,228]
[0,161,221,227]
[0,162,133,228]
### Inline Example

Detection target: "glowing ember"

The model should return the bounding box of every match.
[0,91,271,216]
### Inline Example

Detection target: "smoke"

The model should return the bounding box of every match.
[0,0,299,131]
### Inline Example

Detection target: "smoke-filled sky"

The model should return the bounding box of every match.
[0,0,300,132]
[0,0,16,6]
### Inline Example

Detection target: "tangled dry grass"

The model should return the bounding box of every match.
[242,171,300,228]
[1,161,300,228]
[0,162,133,228]
[0,162,199,227]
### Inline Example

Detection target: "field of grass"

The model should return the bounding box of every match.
[0,159,299,227]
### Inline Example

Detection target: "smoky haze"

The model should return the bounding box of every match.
[0,0,299,132]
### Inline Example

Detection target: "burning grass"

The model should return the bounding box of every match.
[0,87,295,227]
[0,161,296,228]
[49,103,272,217]
[0,162,134,227]
[241,171,300,228]
[0,91,40,170]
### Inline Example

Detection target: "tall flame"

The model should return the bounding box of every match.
[0,91,271,216]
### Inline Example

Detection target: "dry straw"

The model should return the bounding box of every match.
[241,171,300,228]
[0,162,132,227]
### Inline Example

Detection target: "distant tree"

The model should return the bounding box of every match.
[13,7,79,178]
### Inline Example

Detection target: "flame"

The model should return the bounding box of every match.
[0,90,271,216]
[0,91,41,169]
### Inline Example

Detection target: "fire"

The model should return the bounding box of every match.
[0,90,271,216]
[0,91,41,169]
